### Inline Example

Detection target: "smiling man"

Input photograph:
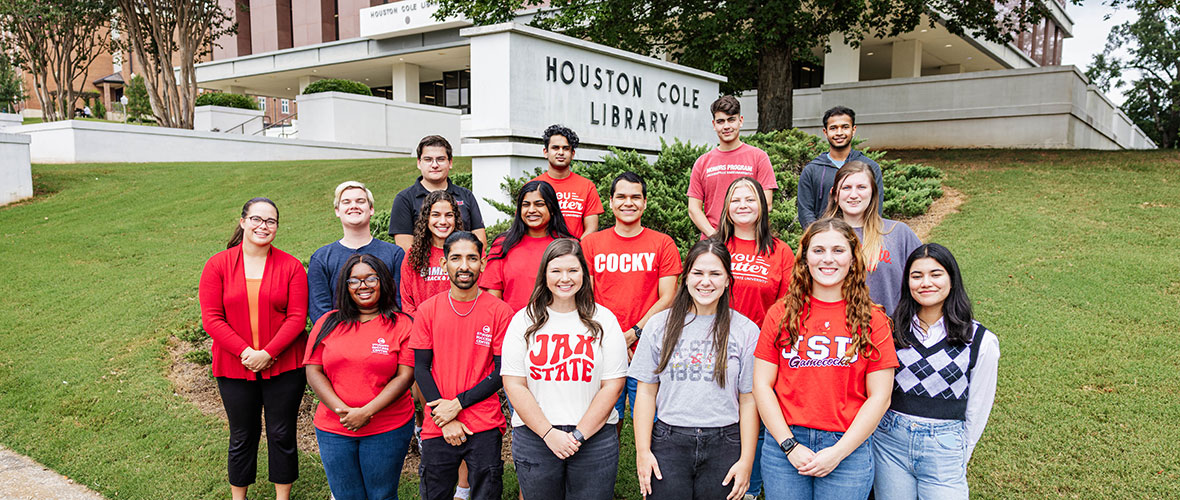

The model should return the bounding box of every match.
[389,135,487,251]
[531,125,603,238]
[580,172,682,426]
[796,106,884,229]
[411,231,512,500]
[687,95,777,238]
[307,181,405,323]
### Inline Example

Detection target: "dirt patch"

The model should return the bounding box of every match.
[166,337,520,478]
[897,186,965,241]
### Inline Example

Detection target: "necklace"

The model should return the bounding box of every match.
[448,290,480,317]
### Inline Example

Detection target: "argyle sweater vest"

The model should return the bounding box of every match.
[890,322,986,420]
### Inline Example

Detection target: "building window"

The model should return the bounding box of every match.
[281,99,289,114]
[419,69,470,113]
[257,96,266,111]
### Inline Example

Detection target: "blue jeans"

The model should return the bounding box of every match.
[512,424,619,500]
[872,410,969,500]
[761,426,874,500]
[646,421,741,500]
[746,425,764,496]
[613,377,640,419]
[316,421,413,500]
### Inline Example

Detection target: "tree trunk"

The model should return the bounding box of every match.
[757,43,794,133]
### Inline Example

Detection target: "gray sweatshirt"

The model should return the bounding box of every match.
[796,150,883,229]
[854,221,922,316]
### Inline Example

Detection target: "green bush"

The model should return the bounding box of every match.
[92,100,106,119]
[184,350,212,365]
[125,75,153,122]
[490,131,943,254]
[195,92,260,110]
[370,209,395,244]
[302,78,373,96]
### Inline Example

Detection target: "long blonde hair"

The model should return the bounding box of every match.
[775,218,883,364]
[822,161,894,272]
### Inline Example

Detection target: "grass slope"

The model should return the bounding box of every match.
[892,149,1180,499]
[1,150,1177,499]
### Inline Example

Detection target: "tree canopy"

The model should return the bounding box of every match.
[1086,1,1178,148]
[435,0,1057,132]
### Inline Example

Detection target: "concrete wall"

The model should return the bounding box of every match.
[194,105,266,135]
[0,132,32,205]
[7,120,409,163]
[297,91,461,152]
[739,66,1155,150]
[0,113,21,131]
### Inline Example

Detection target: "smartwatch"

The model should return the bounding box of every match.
[779,437,799,457]
[631,325,643,339]
[572,429,587,444]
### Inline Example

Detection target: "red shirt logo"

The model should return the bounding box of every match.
[528,333,597,382]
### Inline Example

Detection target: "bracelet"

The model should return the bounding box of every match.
[542,427,554,439]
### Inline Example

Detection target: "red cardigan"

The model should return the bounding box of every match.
[199,244,309,379]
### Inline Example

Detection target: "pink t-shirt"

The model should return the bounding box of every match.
[687,144,778,231]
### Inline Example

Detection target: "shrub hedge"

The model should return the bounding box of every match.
[195,92,260,110]
[302,78,373,96]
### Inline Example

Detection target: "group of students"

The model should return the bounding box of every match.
[198,97,999,500]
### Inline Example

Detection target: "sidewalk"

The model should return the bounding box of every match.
[0,446,104,500]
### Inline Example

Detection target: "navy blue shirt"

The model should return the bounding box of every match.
[388,177,485,237]
[307,238,405,323]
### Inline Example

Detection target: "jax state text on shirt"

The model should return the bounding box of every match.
[529,333,597,382]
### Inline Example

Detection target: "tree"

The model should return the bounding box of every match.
[434,0,1055,132]
[1086,1,1178,148]
[113,0,237,129]
[125,73,152,122]
[0,52,24,113]
[0,0,115,122]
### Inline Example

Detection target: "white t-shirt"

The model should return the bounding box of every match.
[501,305,629,427]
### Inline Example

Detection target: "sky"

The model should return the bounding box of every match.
[1059,0,1139,104]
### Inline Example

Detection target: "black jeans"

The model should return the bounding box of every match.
[512,424,618,500]
[216,368,305,487]
[647,420,742,500]
[419,429,504,500]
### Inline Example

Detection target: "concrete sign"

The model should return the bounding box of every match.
[461,23,725,222]
[360,0,471,39]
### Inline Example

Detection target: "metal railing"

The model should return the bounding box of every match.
[257,112,297,138]
[223,115,264,135]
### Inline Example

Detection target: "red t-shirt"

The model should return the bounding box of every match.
[686,144,778,231]
[532,171,604,238]
[580,227,682,334]
[400,245,449,316]
[479,235,556,312]
[408,292,514,440]
[753,298,898,432]
[304,313,416,436]
[726,237,794,328]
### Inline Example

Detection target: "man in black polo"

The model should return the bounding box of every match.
[389,135,486,250]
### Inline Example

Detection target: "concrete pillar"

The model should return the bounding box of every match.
[891,39,922,79]
[391,63,420,102]
[214,0,251,59]
[292,0,335,46]
[298,76,324,94]
[824,32,861,84]
[250,0,293,53]
[226,85,248,95]
[0,132,33,206]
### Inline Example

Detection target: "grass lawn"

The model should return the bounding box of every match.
[0,149,1177,499]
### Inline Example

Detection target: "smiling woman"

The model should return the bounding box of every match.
[198,197,309,500]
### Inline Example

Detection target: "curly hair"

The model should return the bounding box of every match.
[776,217,883,364]
[542,124,580,150]
[408,190,463,276]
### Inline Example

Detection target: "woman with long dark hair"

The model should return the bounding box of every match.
[401,190,464,316]
[479,180,574,312]
[629,239,761,500]
[752,217,898,500]
[304,253,416,500]
[821,161,921,315]
[500,239,628,499]
[873,243,999,499]
[199,197,308,500]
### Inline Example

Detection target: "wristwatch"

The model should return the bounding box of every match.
[779,437,799,457]
[631,325,643,339]
[572,429,586,444]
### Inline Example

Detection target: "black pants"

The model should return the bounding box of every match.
[216,368,306,487]
[647,420,741,500]
[419,429,504,500]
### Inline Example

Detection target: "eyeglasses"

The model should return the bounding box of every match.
[419,157,449,166]
[247,216,278,228]
[347,276,380,289]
